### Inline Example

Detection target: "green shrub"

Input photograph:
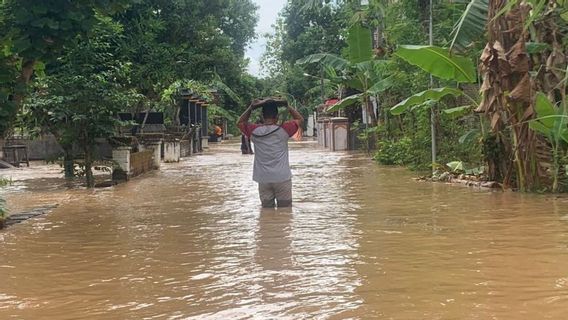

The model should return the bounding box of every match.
[0,196,6,219]
[374,137,414,165]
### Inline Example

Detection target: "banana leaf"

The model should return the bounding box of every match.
[395,45,477,83]
[348,24,373,64]
[450,0,489,52]
[390,87,463,115]
[296,53,349,70]
[443,105,472,117]
[327,94,363,113]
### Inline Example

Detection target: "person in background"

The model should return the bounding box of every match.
[237,97,304,208]
[214,125,222,138]
[241,134,253,154]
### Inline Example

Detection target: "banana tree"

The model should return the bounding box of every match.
[388,45,478,114]
[297,24,391,126]
[304,66,346,102]
[451,0,568,191]
[388,44,478,170]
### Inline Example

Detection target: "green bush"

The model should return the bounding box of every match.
[374,137,414,165]
[0,196,6,220]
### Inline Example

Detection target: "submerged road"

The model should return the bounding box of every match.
[2,140,568,319]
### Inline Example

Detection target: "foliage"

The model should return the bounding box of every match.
[473,0,568,191]
[261,0,347,111]
[0,195,6,220]
[450,0,489,52]
[0,0,133,128]
[529,92,568,192]
[24,18,135,187]
[115,0,258,106]
[0,178,9,219]
[297,22,389,125]
[1,0,259,138]
[348,24,373,63]
[394,45,477,83]
[1,0,130,61]
[446,161,465,172]
[374,137,414,166]
[390,87,464,115]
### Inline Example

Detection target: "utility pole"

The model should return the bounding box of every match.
[429,0,437,171]
[320,64,325,105]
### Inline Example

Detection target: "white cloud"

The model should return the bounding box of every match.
[245,0,287,77]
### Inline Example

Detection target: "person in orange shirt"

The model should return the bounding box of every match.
[213,125,222,138]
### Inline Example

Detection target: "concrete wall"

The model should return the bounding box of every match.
[6,135,112,161]
[130,150,153,177]
[17,135,62,160]
[140,141,162,169]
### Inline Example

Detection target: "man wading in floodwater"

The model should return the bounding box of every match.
[237,98,304,208]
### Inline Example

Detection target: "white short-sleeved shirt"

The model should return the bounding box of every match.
[239,121,299,184]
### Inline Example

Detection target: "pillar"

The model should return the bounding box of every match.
[330,117,349,151]
[141,140,162,169]
[163,139,181,163]
[306,115,315,137]
[112,146,132,175]
[323,118,331,149]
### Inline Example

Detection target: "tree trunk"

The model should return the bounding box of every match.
[63,146,74,179]
[84,146,95,188]
[365,95,378,127]
[11,59,35,112]
[477,2,540,191]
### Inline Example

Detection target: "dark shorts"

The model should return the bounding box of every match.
[258,179,292,208]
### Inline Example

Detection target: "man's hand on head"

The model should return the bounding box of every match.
[250,97,288,110]
[249,99,262,110]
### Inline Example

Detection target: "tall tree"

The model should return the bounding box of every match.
[0,0,130,136]
[25,18,136,187]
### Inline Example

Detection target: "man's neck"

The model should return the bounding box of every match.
[264,119,277,125]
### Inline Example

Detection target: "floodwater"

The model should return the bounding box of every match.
[2,141,568,319]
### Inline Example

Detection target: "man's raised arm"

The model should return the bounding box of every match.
[237,104,254,128]
[287,105,304,128]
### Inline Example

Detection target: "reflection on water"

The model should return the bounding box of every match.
[1,141,568,319]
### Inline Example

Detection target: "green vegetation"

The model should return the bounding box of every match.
[0,196,6,224]
[263,0,568,192]
[0,0,567,193]
[0,178,9,223]
[0,0,260,188]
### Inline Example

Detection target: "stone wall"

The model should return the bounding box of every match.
[130,150,153,177]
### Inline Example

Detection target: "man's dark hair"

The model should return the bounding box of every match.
[262,102,279,119]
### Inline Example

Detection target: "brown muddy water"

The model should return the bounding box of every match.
[1,141,568,319]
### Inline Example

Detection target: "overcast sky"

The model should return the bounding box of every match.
[245,0,287,77]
